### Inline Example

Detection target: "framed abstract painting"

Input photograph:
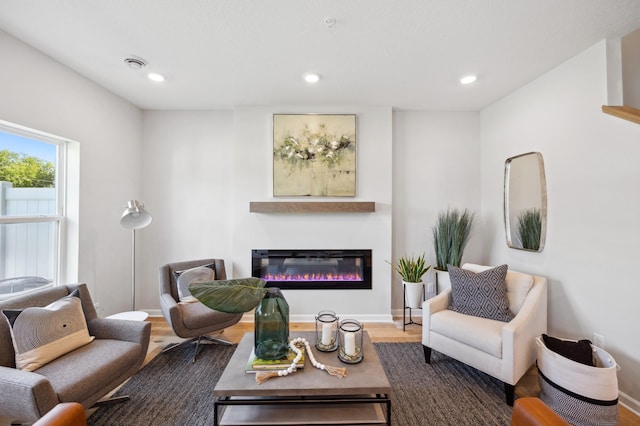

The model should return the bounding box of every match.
[273,114,356,197]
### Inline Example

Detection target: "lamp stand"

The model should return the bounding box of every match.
[131,228,137,311]
[119,200,151,316]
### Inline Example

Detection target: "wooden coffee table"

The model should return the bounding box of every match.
[213,331,391,425]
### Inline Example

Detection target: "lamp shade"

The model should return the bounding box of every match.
[120,200,152,229]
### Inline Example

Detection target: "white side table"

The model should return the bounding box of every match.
[106,311,149,321]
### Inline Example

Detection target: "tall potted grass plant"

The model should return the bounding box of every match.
[432,208,475,291]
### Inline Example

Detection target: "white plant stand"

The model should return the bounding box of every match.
[402,282,423,331]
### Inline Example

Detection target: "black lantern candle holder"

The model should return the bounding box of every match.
[338,319,363,364]
[315,310,339,352]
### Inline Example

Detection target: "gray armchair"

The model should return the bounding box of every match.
[159,258,242,362]
[0,283,150,423]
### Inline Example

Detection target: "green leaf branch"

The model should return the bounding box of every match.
[189,277,269,314]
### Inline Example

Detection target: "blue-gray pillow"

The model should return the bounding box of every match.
[173,264,215,303]
[448,264,514,322]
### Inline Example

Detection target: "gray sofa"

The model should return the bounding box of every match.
[0,283,151,423]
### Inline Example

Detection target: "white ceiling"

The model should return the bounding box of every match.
[0,0,639,111]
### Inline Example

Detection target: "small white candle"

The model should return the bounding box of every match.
[321,323,333,346]
[344,332,356,356]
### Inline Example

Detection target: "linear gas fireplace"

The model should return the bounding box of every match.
[252,249,372,290]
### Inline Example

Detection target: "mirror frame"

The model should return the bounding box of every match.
[504,152,547,252]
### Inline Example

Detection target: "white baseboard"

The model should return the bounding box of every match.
[620,391,640,417]
[391,307,423,320]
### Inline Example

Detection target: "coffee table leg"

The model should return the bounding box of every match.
[386,396,391,425]
[213,397,221,426]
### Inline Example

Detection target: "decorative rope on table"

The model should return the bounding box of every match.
[255,337,347,384]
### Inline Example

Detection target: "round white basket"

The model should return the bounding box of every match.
[536,335,619,426]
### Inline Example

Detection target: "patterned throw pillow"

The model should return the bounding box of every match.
[458,264,534,314]
[173,264,215,303]
[448,264,514,322]
[1,290,94,372]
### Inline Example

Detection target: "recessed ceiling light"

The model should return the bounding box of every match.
[460,75,477,85]
[303,73,320,83]
[148,72,166,83]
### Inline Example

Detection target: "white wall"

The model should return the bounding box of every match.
[480,40,640,407]
[391,111,481,310]
[0,30,143,316]
[139,110,236,310]
[140,108,482,320]
[140,107,393,320]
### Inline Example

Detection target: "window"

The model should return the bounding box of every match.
[0,121,74,298]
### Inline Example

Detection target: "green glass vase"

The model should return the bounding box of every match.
[254,287,289,360]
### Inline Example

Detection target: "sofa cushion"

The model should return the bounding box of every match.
[35,339,142,402]
[503,270,534,314]
[461,264,534,314]
[2,291,94,372]
[449,264,514,322]
[431,309,504,358]
[173,265,215,303]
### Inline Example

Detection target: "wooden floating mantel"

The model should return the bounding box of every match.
[602,105,640,125]
[250,201,375,213]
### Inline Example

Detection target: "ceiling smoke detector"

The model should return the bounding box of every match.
[324,17,336,28]
[124,57,148,70]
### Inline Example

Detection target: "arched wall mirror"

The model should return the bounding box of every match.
[504,152,547,252]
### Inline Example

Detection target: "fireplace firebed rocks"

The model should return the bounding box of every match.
[251,249,372,290]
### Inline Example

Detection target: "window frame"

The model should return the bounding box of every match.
[0,120,72,290]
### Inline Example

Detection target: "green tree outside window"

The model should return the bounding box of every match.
[0,149,55,188]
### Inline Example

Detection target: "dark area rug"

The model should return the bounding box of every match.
[88,342,512,425]
[375,342,512,425]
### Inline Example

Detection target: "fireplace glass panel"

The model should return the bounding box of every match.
[252,250,372,290]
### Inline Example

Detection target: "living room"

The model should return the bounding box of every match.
[0,1,639,422]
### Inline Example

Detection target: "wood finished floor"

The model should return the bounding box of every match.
[145,317,640,425]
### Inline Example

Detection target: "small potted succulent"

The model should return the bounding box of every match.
[388,253,431,308]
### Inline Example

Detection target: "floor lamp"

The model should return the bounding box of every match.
[120,200,152,312]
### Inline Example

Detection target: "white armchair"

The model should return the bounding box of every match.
[422,264,547,405]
